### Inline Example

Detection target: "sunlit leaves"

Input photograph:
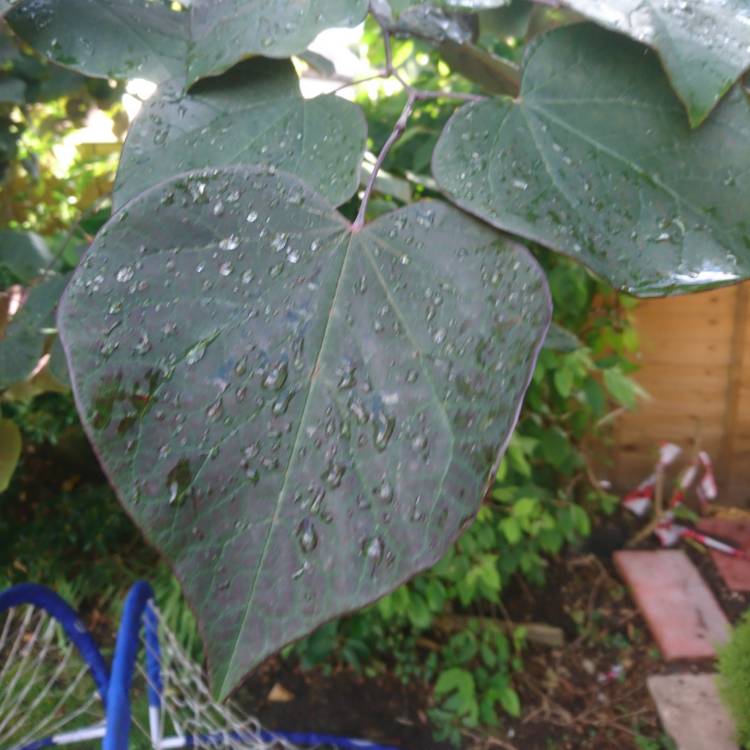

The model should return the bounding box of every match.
[561,0,750,126]
[7,0,189,83]
[58,165,550,698]
[7,0,368,87]
[114,59,366,210]
[433,24,750,296]
[187,0,368,85]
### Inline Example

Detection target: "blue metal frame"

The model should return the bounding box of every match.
[103,581,161,750]
[0,583,109,704]
[1,581,400,750]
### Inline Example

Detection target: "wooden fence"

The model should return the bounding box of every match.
[612,281,750,506]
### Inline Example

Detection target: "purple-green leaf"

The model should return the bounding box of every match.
[433,23,750,296]
[560,0,750,126]
[113,58,366,211]
[58,165,550,699]
[6,0,367,87]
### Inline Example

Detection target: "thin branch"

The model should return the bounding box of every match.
[412,89,486,103]
[329,70,388,94]
[350,10,489,227]
[352,90,416,231]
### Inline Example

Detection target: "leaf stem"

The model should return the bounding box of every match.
[352,89,416,231]
[350,12,488,229]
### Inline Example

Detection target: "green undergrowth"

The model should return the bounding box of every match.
[718,609,750,748]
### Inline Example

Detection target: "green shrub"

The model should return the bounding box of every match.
[719,610,750,748]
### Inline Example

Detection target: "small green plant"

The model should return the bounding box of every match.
[718,609,750,748]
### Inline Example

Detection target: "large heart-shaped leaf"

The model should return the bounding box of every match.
[561,0,750,126]
[0,274,69,388]
[113,59,366,211]
[58,165,550,699]
[6,0,189,83]
[433,23,750,296]
[7,0,367,87]
[187,0,368,85]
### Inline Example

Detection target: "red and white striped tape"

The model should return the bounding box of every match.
[620,447,748,559]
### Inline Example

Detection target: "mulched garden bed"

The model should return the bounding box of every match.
[238,515,750,750]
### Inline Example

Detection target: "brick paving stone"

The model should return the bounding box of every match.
[698,517,750,592]
[648,673,738,750]
[614,550,729,660]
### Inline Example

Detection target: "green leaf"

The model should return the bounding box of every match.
[0,418,21,492]
[602,366,639,408]
[435,667,475,700]
[499,685,521,717]
[433,23,750,296]
[8,0,367,87]
[571,504,590,535]
[0,230,54,283]
[543,322,582,353]
[7,0,190,83]
[114,58,366,210]
[512,496,537,519]
[561,0,750,126]
[58,166,551,699]
[500,516,521,544]
[553,366,574,398]
[407,592,432,629]
[0,275,69,389]
[537,427,574,472]
[187,0,368,85]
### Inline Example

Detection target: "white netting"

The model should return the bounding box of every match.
[0,605,104,750]
[133,606,300,750]
[0,600,342,750]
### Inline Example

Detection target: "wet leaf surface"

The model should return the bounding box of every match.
[7,0,189,83]
[187,0,368,85]
[7,0,367,86]
[58,165,550,699]
[562,0,750,126]
[114,59,366,211]
[433,23,750,296]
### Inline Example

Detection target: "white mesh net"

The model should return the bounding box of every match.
[0,600,350,750]
[133,606,299,750]
[0,604,104,750]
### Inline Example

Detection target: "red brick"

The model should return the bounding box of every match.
[698,517,750,592]
[614,550,729,660]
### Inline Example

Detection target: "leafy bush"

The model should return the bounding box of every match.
[718,610,750,748]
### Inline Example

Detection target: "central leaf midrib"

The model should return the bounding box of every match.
[221,226,353,695]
